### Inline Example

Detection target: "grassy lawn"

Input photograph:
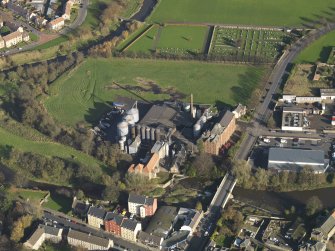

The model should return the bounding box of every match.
[149,0,335,27]
[45,57,267,126]
[294,30,335,64]
[43,193,72,213]
[12,188,72,214]
[33,36,69,50]
[116,24,151,51]
[128,24,208,54]
[0,126,102,169]
[29,32,39,42]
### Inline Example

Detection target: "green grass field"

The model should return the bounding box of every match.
[149,0,335,27]
[294,30,335,63]
[127,25,208,54]
[0,127,102,170]
[45,58,267,125]
[14,189,71,213]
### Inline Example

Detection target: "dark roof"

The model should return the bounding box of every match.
[145,197,154,206]
[67,229,111,247]
[129,193,146,204]
[318,212,335,236]
[138,231,163,246]
[219,110,234,127]
[72,198,89,215]
[104,212,124,225]
[43,225,62,236]
[87,206,106,219]
[145,206,178,238]
[121,218,139,231]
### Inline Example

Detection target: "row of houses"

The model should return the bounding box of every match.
[47,0,75,31]
[0,20,30,49]
[82,194,157,242]
[24,224,113,250]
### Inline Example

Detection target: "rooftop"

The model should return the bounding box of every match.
[129,193,146,204]
[318,211,335,236]
[268,148,326,172]
[87,206,106,219]
[67,229,111,247]
[104,212,124,226]
[3,31,22,42]
[49,17,65,26]
[145,206,178,238]
[138,231,163,246]
[121,218,140,231]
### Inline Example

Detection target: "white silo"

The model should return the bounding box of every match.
[145,127,151,140]
[150,128,155,141]
[193,123,201,137]
[127,108,139,123]
[117,121,129,137]
[124,114,135,126]
[119,136,126,151]
[141,126,146,140]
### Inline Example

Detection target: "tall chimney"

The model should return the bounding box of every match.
[190,93,194,118]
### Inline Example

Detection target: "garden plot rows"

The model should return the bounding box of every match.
[210,27,289,61]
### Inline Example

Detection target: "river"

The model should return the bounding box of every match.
[233,186,335,213]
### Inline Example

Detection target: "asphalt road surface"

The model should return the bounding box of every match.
[235,22,335,161]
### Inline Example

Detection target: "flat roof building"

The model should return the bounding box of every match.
[268,148,328,173]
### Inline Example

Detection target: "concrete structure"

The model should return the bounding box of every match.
[104,212,124,236]
[87,206,106,228]
[24,224,63,250]
[202,110,236,155]
[268,148,328,173]
[67,229,113,250]
[120,218,141,242]
[48,17,65,30]
[127,135,141,154]
[281,107,306,131]
[173,208,203,234]
[232,103,247,119]
[151,141,169,159]
[311,211,335,242]
[128,193,157,218]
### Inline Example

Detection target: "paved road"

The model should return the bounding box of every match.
[235,22,335,161]
[61,0,89,34]
[43,209,152,251]
[186,175,236,251]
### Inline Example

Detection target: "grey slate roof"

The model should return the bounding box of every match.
[87,206,106,219]
[43,224,62,236]
[25,224,62,247]
[219,110,234,127]
[128,193,146,204]
[67,229,111,247]
[121,218,139,231]
[268,148,326,172]
[104,212,124,225]
[138,231,163,246]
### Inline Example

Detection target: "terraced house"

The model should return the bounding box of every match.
[104,212,124,235]
[128,193,157,218]
[120,218,142,242]
[87,206,106,228]
[67,229,113,250]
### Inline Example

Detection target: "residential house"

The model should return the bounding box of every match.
[67,229,113,250]
[311,211,335,242]
[138,231,163,250]
[24,224,63,250]
[104,212,124,236]
[87,206,106,228]
[128,193,157,218]
[0,36,4,49]
[22,32,30,42]
[3,31,22,48]
[120,218,141,242]
[173,208,203,234]
[48,17,65,30]
[62,0,73,20]
[202,110,236,155]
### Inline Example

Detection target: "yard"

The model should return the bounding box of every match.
[149,0,335,27]
[127,24,209,55]
[210,27,289,62]
[45,57,267,125]
[12,188,72,214]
